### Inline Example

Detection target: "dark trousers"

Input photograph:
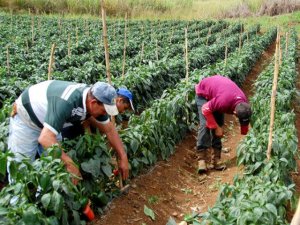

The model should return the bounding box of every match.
[196,96,224,151]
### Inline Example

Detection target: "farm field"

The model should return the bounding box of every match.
[0,5,299,225]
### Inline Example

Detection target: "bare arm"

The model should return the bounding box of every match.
[89,117,129,180]
[38,127,82,185]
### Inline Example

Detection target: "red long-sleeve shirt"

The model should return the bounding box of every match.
[195,75,248,129]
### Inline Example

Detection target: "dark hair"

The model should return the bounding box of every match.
[235,102,252,125]
[117,95,130,104]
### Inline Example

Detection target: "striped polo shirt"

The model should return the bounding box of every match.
[18,80,108,135]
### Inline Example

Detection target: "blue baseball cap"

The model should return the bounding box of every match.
[117,88,135,111]
[91,82,119,116]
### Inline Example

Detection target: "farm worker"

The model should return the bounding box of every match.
[195,75,252,173]
[8,80,130,184]
[61,87,134,140]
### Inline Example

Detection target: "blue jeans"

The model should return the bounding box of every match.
[196,96,224,151]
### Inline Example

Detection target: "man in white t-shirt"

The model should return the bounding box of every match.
[8,81,129,184]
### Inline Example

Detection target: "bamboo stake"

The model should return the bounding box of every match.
[31,16,34,44]
[76,26,78,47]
[38,17,41,31]
[25,39,29,54]
[113,21,116,40]
[6,46,10,75]
[58,18,61,34]
[48,43,56,80]
[238,33,242,55]
[266,34,280,160]
[279,34,282,66]
[122,13,128,79]
[169,27,174,44]
[206,27,211,46]
[156,39,159,61]
[140,42,144,63]
[185,27,189,83]
[68,33,71,57]
[224,43,228,66]
[285,32,289,56]
[101,0,111,84]
[246,31,249,42]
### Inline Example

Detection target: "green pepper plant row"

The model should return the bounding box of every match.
[0,13,214,82]
[197,30,298,225]
[0,14,221,109]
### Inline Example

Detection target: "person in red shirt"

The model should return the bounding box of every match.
[195,75,252,173]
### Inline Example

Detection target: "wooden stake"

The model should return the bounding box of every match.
[238,34,242,55]
[122,13,128,79]
[6,46,10,75]
[68,33,71,57]
[38,17,41,31]
[285,32,289,56]
[25,39,29,54]
[48,43,56,80]
[279,34,282,65]
[185,27,189,83]
[169,27,174,44]
[206,27,211,46]
[224,43,228,66]
[140,42,144,63]
[31,16,34,44]
[58,18,61,34]
[246,31,249,42]
[156,39,159,61]
[76,26,78,47]
[101,0,111,84]
[266,33,280,160]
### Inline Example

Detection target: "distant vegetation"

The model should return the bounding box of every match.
[0,0,299,19]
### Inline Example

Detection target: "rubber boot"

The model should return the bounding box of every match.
[197,150,207,173]
[212,148,226,170]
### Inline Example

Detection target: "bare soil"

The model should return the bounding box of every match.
[92,42,277,225]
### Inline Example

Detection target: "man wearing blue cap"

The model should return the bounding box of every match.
[8,80,131,184]
[60,87,134,139]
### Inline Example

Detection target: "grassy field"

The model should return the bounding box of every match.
[0,0,299,33]
[0,0,289,18]
[229,11,300,34]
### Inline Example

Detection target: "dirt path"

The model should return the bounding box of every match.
[93,42,276,225]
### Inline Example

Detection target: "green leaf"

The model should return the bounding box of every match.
[41,193,51,209]
[265,203,277,215]
[144,205,155,221]
[81,158,100,177]
[0,207,8,216]
[51,191,63,218]
[130,139,139,153]
[39,174,51,191]
[101,164,112,177]
[22,206,41,225]
[0,156,7,176]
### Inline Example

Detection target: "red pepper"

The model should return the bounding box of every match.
[113,169,119,176]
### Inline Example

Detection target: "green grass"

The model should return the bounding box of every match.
[228,11,300,34]
[1,0,299,33]
[0,0,270,18]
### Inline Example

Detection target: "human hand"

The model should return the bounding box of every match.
[118,155,129,180]
[215,126,223,138]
